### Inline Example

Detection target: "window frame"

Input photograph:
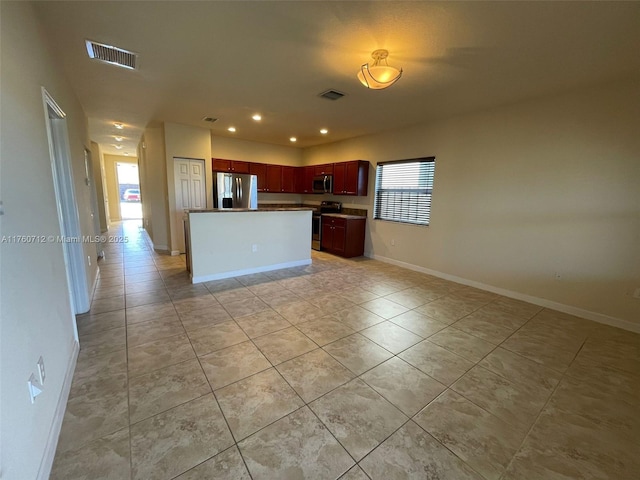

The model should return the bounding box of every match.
[373,156,436,226]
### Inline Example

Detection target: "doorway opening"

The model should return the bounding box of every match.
[116,162,142,220]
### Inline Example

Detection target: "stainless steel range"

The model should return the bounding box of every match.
[312,201,341,251]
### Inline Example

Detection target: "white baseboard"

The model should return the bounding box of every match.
[170,250,181,256]
[140,228,169,253]
[366,252,640,334]
[37,338,79,480]
[192,259,312,283]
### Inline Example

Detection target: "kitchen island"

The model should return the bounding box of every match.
[185,208,313,283]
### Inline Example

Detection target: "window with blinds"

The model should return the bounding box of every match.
[374,157,435,226]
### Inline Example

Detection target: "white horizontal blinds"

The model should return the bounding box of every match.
[374,158,435,225]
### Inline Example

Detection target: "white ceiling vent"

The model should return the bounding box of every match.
[85,40,137,70]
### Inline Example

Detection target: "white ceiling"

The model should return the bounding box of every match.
[35,1,640,156]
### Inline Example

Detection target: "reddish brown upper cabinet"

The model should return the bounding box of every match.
[321,215,366,258]
[281,166,296,193]
[212,159,250,173]
[249,163,267,192]
[295,166,315,193]
[265,165,282,193]
[332,160,369,196]
[314,164,334,176]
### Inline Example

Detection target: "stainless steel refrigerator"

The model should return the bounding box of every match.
[213,172,258,209]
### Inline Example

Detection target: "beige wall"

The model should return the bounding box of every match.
[164,122,212,253]
[0,2,98,478]
[211,135,302,166]
[103,153,137,222]
[90,141,108,232]
[139,126,170,249]
[304,78,640,328]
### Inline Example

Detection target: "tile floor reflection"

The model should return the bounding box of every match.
[51,220,640,479]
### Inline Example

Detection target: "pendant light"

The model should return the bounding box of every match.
[357,49,402,89]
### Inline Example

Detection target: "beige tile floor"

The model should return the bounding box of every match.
[51,221,640,480]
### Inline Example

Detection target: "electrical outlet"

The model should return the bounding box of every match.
[37,356,46,384]
[391,239,395,246]
[252,244,258,253]
[554,272,562,280]
[28,374,43,404]
[87,255,91,266]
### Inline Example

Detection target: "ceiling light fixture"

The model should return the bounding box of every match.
[357,49,402,90]
[113,144,123,149]
[114,122,124,129]
[289,137,297,142]
[252,114,262,121]
[228,127,236,133]
[114,136,123,141]
[320,129,328,135]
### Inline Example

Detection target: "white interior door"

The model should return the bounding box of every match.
[174,158,205,253]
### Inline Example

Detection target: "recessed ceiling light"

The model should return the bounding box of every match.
[114,136,123,141]
[252,114,262,121]
[320,128,328,135]
[289,137,297,142]
[113,144,123,149]
[114,122,124,129]
[228,127,236,133]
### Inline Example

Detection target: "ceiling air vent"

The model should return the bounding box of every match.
[202,116,218,123]
[319,89,345,101]
[85,40,137,70]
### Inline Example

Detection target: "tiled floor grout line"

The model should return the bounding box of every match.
[73,220,633,480]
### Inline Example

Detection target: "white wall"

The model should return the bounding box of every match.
[303,78,640,328]
[189,210,312,281]
[0,2,97,478]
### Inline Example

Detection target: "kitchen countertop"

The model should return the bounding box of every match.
[321,213,367,220]
[186,208,314,213]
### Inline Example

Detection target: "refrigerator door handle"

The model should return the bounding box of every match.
[238,178,243,203]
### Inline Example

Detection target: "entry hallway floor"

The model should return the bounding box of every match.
[51,220,640,479]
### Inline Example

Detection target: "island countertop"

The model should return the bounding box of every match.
[186,207,314,213]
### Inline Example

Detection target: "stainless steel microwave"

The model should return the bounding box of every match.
[312,175,333,193]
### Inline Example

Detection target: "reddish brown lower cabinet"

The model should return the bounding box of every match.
[332,160,369,195]
[321,215,366,258]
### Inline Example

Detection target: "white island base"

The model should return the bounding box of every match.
[186,209,312,283]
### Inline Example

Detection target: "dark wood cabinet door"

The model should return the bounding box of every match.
[266,165,282,192]
[314,164,334,176]
[212,158,231,171]
[344,161,360,195]
[304,166,315,193]
[332,224,346,254]
[231,161,250,173]
[281,166,296,193]
[294,167,305,193]
[333,162,346,194]
[321,221,334,250]
[249,163,267,192]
